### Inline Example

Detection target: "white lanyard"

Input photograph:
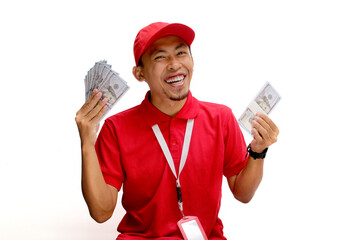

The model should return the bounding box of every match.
[152,119,194,215]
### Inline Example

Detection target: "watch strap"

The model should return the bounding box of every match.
[247,144,268,160]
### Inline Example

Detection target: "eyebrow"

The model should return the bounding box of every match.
[175,44,187,50]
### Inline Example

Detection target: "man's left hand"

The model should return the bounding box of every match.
[250,112,279,153]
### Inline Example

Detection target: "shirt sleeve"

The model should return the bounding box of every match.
[95,119,124,190]
[222,108,249,178]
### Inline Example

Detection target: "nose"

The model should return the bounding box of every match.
[167,56,181,71]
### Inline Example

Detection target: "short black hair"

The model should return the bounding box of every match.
[137,56,143,67]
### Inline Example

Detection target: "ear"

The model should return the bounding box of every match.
[132,66,145,82]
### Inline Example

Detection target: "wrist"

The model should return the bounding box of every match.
[247,144,268,160]
[81,141,96,154]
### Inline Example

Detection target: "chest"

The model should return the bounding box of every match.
[118,118,225,185]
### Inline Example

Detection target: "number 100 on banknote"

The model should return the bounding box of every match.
[238,82,281,135]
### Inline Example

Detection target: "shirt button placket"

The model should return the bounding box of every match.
[169,119,181,167]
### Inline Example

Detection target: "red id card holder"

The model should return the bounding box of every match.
[177,216,208,240]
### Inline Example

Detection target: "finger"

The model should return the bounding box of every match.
[253,114,279,145]
[251,127,264,143]
[81,96,104,121]
[87,97,108,121]
[90,101,108,123]
[253,116,273,138]
[84,90,103,114]
[256,113,279,135]
[78,90,101,116]
[252,118,270,141]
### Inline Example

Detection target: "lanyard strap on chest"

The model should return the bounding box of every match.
[151,119,194,179]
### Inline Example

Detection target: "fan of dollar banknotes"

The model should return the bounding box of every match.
[84,60,129,119]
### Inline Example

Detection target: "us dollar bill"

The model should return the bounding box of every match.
[84,60,129,119]
[238,82,281,135]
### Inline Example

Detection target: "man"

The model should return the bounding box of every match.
[75,22,279,239]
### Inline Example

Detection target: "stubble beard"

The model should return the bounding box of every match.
[164,88,189,101]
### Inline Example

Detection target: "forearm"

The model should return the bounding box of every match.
[81,144,117,222]
[229,113,279,203]
[231,157,264,203]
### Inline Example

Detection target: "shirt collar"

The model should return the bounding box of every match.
[140,91,199,127]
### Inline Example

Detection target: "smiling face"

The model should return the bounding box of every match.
[133,35,194,115]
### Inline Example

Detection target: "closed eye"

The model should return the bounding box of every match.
[154,55,165,60]
[177,51,188,56]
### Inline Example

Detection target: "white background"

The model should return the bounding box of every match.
[1,0,359,239]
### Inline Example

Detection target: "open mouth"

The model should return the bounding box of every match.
[165,74,185,86]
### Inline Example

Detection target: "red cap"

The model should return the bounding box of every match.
[133,22,195,65]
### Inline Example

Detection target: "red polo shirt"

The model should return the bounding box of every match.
[95,91,249,239]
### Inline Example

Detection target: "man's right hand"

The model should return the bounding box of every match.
[75,89,108,146]
[75,89,118,223]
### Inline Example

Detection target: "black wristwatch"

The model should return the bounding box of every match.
[247,144,268,160]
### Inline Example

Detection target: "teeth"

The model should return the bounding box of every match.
[166,75,184,83]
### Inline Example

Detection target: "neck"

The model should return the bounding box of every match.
[150,95,187,117]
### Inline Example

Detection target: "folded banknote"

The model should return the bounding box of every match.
[238,82,281,135]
